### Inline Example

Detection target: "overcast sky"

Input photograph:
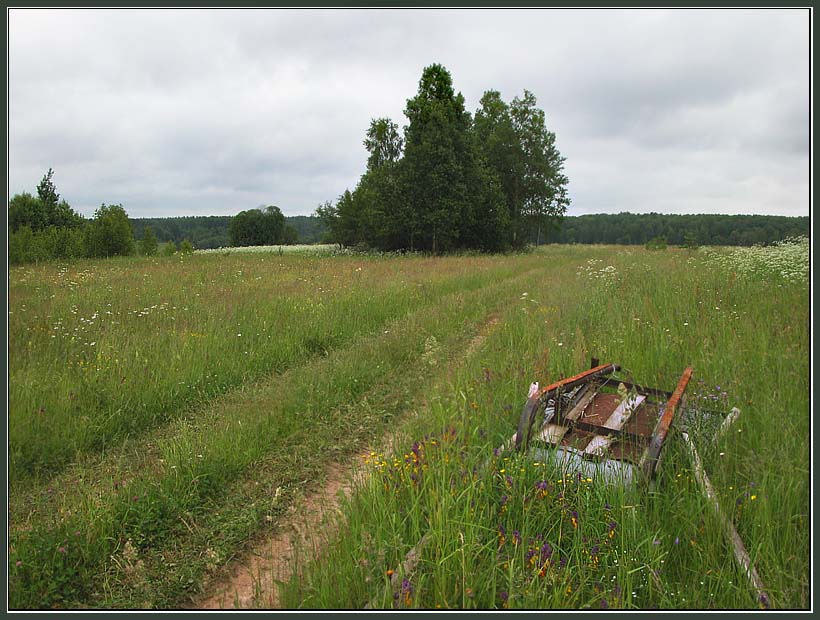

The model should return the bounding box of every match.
[8,8,811,219]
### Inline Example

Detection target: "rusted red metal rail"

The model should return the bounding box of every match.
[640,366,694,479]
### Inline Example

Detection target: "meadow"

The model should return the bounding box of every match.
[7,240,810,609]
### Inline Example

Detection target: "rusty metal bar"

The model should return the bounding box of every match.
[516,364,619,451]
[536,363,620,401]
[640,366,694,479]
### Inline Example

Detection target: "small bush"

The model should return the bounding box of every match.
[645,236,668,250]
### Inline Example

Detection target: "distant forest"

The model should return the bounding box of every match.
[131,215,325,248]
[542,212,808,246]
[131,212,807,249]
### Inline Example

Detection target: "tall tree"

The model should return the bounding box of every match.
[84,203,135,258]
[474,90,524,246]
[36,168,60,209]
[364,118,403,171]
[400,63,474,253]
[138,226,159,256]
[510,91,570,245]
[228,205,288,246]
[475,90,570,247]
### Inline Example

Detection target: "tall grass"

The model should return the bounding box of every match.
[281,244,809,610]
[8,244,808,609]
[9,252,522,478]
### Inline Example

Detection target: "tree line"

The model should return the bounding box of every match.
[315,63,570,252]
[542,212,809,247]
[130,214,324,248]
[8,171,320,264]
[7,169,202,265]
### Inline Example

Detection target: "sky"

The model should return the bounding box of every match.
[7,8,812,219]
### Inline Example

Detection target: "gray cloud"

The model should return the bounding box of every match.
[8,8,810,218]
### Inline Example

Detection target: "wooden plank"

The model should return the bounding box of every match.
[534,423,569,445]
[563,386,598,422]
[584,394,646,457]
[598,378,672,400]
[681,431,770,608]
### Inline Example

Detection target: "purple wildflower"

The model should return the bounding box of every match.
[539,541,553,563]
[600,598,609,609]
[525,549,536,563]
[512,530,521,545]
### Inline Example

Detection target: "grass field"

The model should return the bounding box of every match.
[7,241,809,609]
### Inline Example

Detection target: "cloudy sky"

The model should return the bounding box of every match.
[8,8,811,219]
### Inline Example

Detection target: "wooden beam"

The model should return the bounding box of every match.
[534,423,569,445]
[584,394,645,457]
[681,431,770,609]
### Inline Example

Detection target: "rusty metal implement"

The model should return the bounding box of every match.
[513,359,693,485]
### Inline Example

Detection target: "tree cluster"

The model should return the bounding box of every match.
[227,206,297,247]
[8,169,177,264]
[316,64,570,252]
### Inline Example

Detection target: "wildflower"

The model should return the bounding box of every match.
[674,537,680,545]
[570,510,579,529]
[401,577,413,606]
[608,521,617,538]
[652,538,661,545]
[499,590,509,608]
[58,546,66,554]
[539,541,553,565]
[15,560,22,567]
[600,598,609,609]
[512,530,521,546]
[498,524,507,547]
[386,569,394,577]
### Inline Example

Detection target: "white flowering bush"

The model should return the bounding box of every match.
[699,236,809,284]
[195,244,341,256]
[576,258,619,289]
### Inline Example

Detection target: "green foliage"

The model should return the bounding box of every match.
[543,213,809,246]
[178,239,194,254]
[645,236,668,250]
[131,215,232,249]
[228,205,291,247]
[139,226,159,256]
[161,240,178,256]
[682,231,699,250]
[8,193,48,232]
[364,117,403,171]
[84,204,135,258]
[314,64,564,253]
[9,170,84,234]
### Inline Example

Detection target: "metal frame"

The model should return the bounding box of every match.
[514,360,694,484]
